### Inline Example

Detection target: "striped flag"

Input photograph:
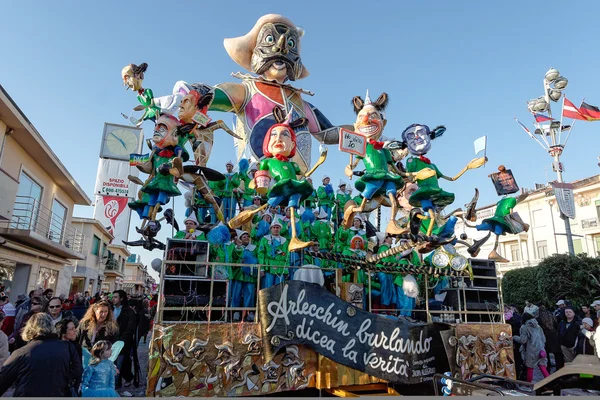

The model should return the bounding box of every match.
[580,102,600,121]
[130,153,150,166]
[533,113,553,123]
[562,97,587,121]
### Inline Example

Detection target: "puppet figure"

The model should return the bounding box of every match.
[121,62,161,126]
[229,107,327,252]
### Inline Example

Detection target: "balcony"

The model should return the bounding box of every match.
[0,196,84,259]
[104,258,124,277]
[581,217,600,230]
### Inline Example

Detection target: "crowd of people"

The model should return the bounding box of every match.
[506,298,600,383]
[0,288,157,397]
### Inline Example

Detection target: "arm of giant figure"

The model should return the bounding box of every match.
[441,157,487,181]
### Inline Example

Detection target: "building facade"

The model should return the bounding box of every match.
[70,217,114,296]
[102,244,130,293]
[123,256,148,296]
[0,85,91,302]
[455,174,600,272]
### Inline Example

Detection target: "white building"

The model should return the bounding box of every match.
[455,174,600,272]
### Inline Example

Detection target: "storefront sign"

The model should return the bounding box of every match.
[259,281,450,384]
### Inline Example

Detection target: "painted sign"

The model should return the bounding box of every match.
[489,169,519,196]
[338,128,367,157]
[94,158,138,198]
[259,281,450,384]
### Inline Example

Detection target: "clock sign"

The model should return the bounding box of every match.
[100,123,144,161]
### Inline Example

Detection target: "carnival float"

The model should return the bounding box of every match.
[116,14,532,397]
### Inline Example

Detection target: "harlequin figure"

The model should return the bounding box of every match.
[231,230,258,322]
[229,106,326,252]
[174,214,207,240]
[343,91,405,234]
[401,123,486,236]
[191,14,343,173]
[133,115,186,224]
[317,176,335,221]
[333,181,351,228]
[121,63,161,126]
[257,221,288,288]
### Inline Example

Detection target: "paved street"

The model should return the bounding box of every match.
[117,338,150,398]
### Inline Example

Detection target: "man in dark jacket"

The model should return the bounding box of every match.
[113,290,136,388]
[558,307,581,363]
[0,313,82,397]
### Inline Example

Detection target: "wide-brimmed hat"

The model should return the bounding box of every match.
[223,14,309,79]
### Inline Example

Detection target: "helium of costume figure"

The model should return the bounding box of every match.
[376,235,398,310]
[121,63,161,126]
[333,181,351,228]
[317,176,335,221]
[401,123,486,236]
[174,213,207,240]
[231,230,258,322]
[343,91,406,235]
[257,221,288,288]
[312,208,332,251]
[470,166,530,262]
[228,106,328,252]
[188,14,345,172]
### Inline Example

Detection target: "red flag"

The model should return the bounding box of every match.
[562,98,587,121]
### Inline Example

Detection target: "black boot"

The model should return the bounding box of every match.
[467,232,491,257]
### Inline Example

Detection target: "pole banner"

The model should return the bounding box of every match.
[552,182,576,219]
[259,281,451,384]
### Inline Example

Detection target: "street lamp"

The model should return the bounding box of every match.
[523,67,575,255]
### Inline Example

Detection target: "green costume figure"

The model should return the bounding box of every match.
[376,236,397,308]
[333,227,349,254]
[209,240,238,281]
[341,235,368,283]
[240,165,257,207]
[219,161,241,221]
[257,222,289,288]
[347,215,368,246]
[173,214,207,240]
[333,182,351,227]
[230,229,258,322]
[251,213,272,242]
[317,176,335,221]
[312,209,332,251]
[121,62,160,126]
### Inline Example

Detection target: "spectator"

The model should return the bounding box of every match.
[81,340,119,397]
[581,317,600,360]
[513,313,550,382]
[112,290,136,388]
[0,312,9,366]
[505,306,524,380]
[537,305,564,371]
[9,295,45,350]
[136,299,151,345]
[13,288,43,338]
[71,296,88,321]
[55,317,83,393]
[592,300,600,320]
[76,300,119,352]
[554,299,567,322]
[558,307,581,363]
[0,296,16,336]
[579,305,593,321]
[0,313,82,397]
[576,317,596,356]
[44,297,78,326]
[42,289,54,301]
[14,294,26,308]
[524,301,539,318]
[92,292,101,305]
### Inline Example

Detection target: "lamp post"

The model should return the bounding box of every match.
[524,68,575,255]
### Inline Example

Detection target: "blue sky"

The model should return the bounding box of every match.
[2,1,600,279]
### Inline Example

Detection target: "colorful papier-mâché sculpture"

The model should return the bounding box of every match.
[229,106,327,252]
[187,14,347,173]
[121,63,160,126]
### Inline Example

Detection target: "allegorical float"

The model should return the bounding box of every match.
[114,13,535,397]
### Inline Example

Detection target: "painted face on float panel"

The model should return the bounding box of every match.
[354,106,386,140]
[403,125,431,155]
[152,116,179,147]
[178,92,198,123]
[268,126,294,157]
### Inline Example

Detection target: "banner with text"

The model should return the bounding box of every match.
[552,182,576,219]
[338,128,367,157]
[259,281,450,384]
[93,195,131,245]
[94,158,138,198]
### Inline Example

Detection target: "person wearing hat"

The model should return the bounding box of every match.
[592,300,600,320]
[207,179,223,224]
[174,213,207,240]
[576,317,597,356]
[252,213,272,242]
[554,299,567,322]
[347,215,368,246]
[333,181,351,229]
[581,317,600,360]
[317,176,334,222]
[312,209,332,251]
[217,161,241,221]
[240,163,258,208]
[257,221,288,288]
[231,230,258,322]
[341,235,367,283]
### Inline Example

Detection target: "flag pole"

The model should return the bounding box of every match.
[514,118,547,151]
[563,97,584,147]
[557,95,565,144]
[533,120,551,148]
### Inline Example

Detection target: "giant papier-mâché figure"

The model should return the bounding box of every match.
[121,63,161,126]
[342,91,408,235]
[189,14,343,173]
[401,123,486,237]
[229,106,327,252]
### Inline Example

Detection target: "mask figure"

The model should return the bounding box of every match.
[121,62,161,126]
[177,14,346,173]
[229,107,327,252]
[343,91,405,235]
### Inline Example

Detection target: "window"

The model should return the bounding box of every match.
[510,244,521,262]
[573,239,584,255]
[536,240,548,259]
[12,172,43,229]
[48,199,67,243]
[532,210,545,227]
[91,235,101,256]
